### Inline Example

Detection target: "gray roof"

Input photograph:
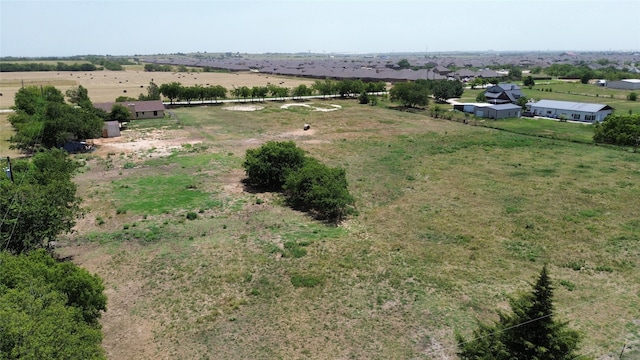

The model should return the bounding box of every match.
[530,100,613,113]
[490,104,522,110]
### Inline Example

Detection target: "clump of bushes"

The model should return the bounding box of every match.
[593,114,640,147]
[243,141,355,222]
[186,212,198,220]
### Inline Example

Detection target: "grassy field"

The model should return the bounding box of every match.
[482,117,597,143]
[52,100,640,359]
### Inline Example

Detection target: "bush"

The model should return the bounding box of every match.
[243,141,306,190]
[284,158,355,222]
[186,212,198,220]
[593,114,640,146]
[628,92,638,101]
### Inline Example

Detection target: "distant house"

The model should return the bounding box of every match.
[453,103,521,119]
[527,100,614,123]
[484,83,523,104]
[606,79,640,90]
[93,100,165,120]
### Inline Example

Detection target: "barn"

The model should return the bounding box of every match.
[453,103,521,119]
[527,100,614,123]
[93,100,165,120]
[606,79,640,90]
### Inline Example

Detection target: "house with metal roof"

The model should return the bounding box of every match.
[527,100,613,123]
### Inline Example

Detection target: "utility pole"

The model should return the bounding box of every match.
[6,156,14,183]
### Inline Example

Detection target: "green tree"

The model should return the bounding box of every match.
[0,149,83,254]
[243,141,307,190]
[523,76,535,88]
[159,81,182,104]
[358,90,370,104]
[431,80,464,103]
[0,250,106,359]
[284,157,355,222]
[517,96,529,109]
[389,81,430,108]
[508,66,522,81]
[476,92,487,102]
[457,266,583,360]
[65,85,91,108]
[138,81,161,101]
[627,92,638,101]
[109,104,132,123]
[593,114,640,146]
[312,79,336,99]
[397,59,411,69]
[292,84,311,99]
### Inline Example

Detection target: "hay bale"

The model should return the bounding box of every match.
[303,124,311,131]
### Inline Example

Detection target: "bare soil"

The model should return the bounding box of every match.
[0,69,316,109]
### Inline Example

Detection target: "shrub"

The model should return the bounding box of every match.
[593,114,640,146]
[186,212,198,220]
[291,273,324,288]
[284,158,355,222]
[628,92,638,101]
[243,141,306,190]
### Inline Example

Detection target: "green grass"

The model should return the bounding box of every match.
[482,117,597,143]
[62,101,640,359]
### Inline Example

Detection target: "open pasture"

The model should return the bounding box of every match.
[0,68,316,109]
[54,100,640,359]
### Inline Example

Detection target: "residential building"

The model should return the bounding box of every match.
[484,83,523,104]
[93,100,165,120]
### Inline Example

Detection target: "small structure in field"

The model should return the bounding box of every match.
[102,121,121,138]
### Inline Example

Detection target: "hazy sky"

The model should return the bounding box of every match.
[1,0,639,57]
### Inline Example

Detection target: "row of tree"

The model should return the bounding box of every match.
[243,141,355,221]
[0,62,97,72]
[157,79,387,104]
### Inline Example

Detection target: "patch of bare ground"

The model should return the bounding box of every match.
[56,242,161,359]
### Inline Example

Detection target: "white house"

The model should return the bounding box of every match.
[527,100,614,123]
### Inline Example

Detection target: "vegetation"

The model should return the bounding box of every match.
[0,62,97,72]
[0,250,106,359]
[243,141,306,190]
[8,86,103,151]
[0,149,83,254]
[593,114,640,147]
[389,81,430,107]
[457,266,583,359]
[243,141,354,222]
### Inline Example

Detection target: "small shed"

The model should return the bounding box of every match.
[102,121,121,138]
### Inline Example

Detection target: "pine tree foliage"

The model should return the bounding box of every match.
[457,266,584,360]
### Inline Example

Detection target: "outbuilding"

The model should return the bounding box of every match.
[527,100,613,123]
[102,121,121,138]
[454,103,521,119]
[606,79,640,90]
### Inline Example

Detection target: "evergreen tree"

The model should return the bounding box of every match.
[457,265,583,360]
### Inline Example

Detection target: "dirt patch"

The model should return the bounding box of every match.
[280,103,342,112]
[223,104,264,111]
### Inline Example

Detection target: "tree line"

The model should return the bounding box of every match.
[389,79,464,108]
[2,84,109,358]
[0,62,98,72]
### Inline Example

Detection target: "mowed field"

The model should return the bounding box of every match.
[40,98,640,359]
[0,67,316,109]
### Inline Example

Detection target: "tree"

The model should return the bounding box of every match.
[508,66,522,81]
[0,149,83,254]
[397,59,411,69]
[138,81,161,101]
[9,86,102,151]
[159,81,182,104]
[243,141,307,190]
[65,85,91,108]
[517,96,529,109]
[251,86,269,101]
[292,84,311,100]
[457,265,583,360]
[0,250,106,359]
[627,92,638,101]
[108,104,132,123]
[431,80,464,103]
[359,90,370,104]
[313,79,335,99]
[284,157,355,222]
[523,76,535,88]
[389,81,430,108]
[476,92,487,102]
[593,114,640,146]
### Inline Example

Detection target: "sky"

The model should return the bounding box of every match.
[1,0,639,57]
